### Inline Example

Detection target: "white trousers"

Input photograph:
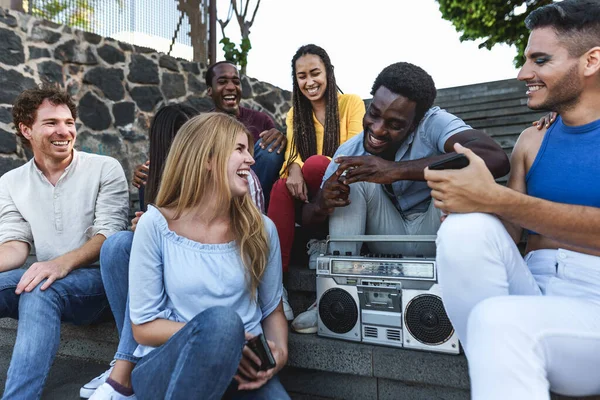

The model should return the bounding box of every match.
[436,213,600,400]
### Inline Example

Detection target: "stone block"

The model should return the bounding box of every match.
[78,92,111,131]
[112,102,136,127]
[0,27,24,66]
[378,379,470,400]
[128,54,159,84]
[28,46,50,59]
[288,332,373,376]
[159,55,179,72]
[38,60,63,86]
[0,106,12,124]
[83,67,125,101]
[0,127,16,153]
[97,44,125,65]
[0,67,36,105]
[280,367,377,400]
[54,40,97,65]
[29,25,61,44]
[161,72,185,99]
[188,74,207,94]
[129,86,163,112]
[372,346,470,390]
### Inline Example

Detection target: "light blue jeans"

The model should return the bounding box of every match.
[328,181,441,256]
[0,267,108,399]
[252,139,284,206]
[99,231,139,363]
[131,306,290,400]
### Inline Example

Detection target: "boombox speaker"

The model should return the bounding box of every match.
[316,235,460,354]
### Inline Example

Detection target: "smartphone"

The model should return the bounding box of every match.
[246,333,276,371]
[428,154,469,170]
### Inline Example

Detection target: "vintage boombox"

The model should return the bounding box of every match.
[316,235,459,354]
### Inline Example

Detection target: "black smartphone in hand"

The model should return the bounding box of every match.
[247,333,276,371]
[428,154,469,170]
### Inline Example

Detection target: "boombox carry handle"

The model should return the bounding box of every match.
[326,235,437,244]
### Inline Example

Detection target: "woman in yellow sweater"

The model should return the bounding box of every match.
[267,44,365,280]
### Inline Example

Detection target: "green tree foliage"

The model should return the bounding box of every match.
[436,0,554,67]
[26,0,121,31]
[218,0,261,75]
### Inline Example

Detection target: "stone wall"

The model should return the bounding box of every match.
[0,7,292,184]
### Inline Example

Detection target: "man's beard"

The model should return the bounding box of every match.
[529,63,582,114]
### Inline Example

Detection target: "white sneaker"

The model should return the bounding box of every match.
[80,360,115,398]
[282,287,294,321]
[89,383,136,399]
[307,239,327,269]
[291,301,317,334]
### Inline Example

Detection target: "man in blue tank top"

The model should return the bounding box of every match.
[425,1,600,399]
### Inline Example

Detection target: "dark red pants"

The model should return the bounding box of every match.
[267,155,331,272]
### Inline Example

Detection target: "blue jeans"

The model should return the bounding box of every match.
[252,139,284,206]
[131,306,289,400]
[99,231,139,363]
[0,267,108,399]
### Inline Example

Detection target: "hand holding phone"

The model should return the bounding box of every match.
[246,333,276,371]
[428,154,469,170]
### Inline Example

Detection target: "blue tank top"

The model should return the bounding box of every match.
[526,116,600,234]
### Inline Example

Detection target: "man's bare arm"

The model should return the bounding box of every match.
[15,234,106,294]
[0,241,30,272]
[490,187,600,252]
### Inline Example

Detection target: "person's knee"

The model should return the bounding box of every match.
[437,213,503,255]
[18,284,61,312]
[189,306,244,341]
[100,231,134,275]
[255,143,284,167]
[302,155,329,176]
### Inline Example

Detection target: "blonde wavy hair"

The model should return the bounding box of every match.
[155,112,269,301]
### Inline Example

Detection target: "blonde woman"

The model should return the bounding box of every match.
[125,113,288,399]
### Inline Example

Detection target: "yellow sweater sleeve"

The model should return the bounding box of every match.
[280,94,366,176]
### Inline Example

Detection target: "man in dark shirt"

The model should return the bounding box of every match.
[204,61,286,203]
[133,62,286,205]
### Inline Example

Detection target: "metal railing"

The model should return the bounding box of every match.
[24,0,193,58]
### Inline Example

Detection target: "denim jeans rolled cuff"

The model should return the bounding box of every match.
[114,352,140,364]
[100,231,139,362]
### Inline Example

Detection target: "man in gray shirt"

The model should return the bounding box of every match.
[0,86,129,398]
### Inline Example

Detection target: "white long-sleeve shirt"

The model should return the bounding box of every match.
[0,150,129,264]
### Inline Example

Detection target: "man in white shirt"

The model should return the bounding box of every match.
[0,86,129,398]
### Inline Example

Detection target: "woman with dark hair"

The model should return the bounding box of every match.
[267,45,365,322]
[139,104,198,211]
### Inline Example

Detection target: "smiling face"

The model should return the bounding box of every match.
[517,27,584,112]
[295,54,328,105]
[362,86,417,159]
[227,132,255,198]
[20,99,76,165]
[207,63,242,116]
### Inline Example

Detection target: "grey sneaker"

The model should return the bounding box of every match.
[307,239,327,269]
[291,301,317,334]
[282,287,294,321]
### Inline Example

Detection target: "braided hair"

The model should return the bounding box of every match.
[286,44,340,171]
